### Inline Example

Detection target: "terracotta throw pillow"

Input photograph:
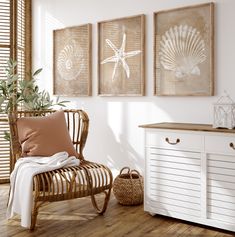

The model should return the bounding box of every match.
[17,110,78,157]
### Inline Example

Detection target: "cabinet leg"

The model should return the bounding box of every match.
[149,212,156,216]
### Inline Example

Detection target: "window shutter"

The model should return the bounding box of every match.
[17,0,25,80]
[0,0,11,183]
[0,0,11,79]
[0,115,10,183]
[0,0,31,183]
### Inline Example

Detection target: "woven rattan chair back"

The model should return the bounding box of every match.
[8,109,112,230]
[8,109,88,169]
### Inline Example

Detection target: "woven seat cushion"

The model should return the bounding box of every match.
[17,110,78,157]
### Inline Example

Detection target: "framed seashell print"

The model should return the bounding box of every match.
[53,24,92,96]
[154,3,214,96]
[98,14,145,96]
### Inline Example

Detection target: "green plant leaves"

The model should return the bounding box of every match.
[0,59,69,113]
[3,131,10,142]
[33,68,43,76]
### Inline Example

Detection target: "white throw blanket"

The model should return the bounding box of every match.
[6,151,80,228]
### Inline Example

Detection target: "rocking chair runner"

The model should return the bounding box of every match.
[8,109,113,230]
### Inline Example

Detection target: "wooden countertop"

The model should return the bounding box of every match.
[139,122,235,134]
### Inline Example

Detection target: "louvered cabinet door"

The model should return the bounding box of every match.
[144,131,203,222]
[206,135,235,226]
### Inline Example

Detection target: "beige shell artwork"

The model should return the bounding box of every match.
[159,24,206,80]
[57,40,84,81]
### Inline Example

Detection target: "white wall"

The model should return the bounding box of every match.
[32,0,235,175]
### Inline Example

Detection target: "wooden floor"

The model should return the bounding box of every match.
[1,184,235,237]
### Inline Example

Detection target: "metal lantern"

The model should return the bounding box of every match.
[213,93,235,129]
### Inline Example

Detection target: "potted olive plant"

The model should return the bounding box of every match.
[0,59,68,113]
[0,59,69,140]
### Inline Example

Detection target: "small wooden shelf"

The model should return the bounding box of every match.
[139,122,235,134]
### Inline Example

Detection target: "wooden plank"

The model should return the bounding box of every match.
[208,192,235,204]
[148,194,200,210]
[150,172,200,185]
[150,153,200,165]
[208,167,235,177]
[150,185,200,198]
[208,173,235,183]
[208,212,235,224]
[208,154,235,163]
[150,166,200,178]
[150,190,200,204]
[149,148,200,159]
[150,177,200,191]
[208,186,235,197]
[208,179,235,190]
[209,206,235,217]
[139,122,235,134]
[208,160,235,169]
[209,199,235,211]
[149,200,201,217]
[150,159,200,172]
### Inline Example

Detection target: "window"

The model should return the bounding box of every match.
[0,0,31,183]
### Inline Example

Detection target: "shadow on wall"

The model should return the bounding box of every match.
[106,128,143,177]
[87,104,142,177]
[86,99,173,177]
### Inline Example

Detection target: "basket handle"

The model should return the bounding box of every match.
[130,169,143,205]
[130,169,141,178]
[119,167,130,175]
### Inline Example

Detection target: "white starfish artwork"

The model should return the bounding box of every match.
[101,33,141,80]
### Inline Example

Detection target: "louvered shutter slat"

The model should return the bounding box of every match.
[0,0,11,183]
[0,0,31,183]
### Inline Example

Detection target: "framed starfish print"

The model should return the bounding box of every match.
[98,14,145,96]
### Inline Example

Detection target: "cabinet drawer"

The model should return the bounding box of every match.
[205,135,235,155]
[146,131,203,151]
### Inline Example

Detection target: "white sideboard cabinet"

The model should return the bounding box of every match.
[140,123,235,232]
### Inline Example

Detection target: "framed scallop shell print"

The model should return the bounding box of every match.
[154,3,214,96]
[53,24,91,96]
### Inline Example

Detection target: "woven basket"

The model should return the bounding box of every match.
[113,167,143,206]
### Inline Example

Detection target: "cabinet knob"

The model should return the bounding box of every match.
[165,137,180,145]
[229,142,235,150]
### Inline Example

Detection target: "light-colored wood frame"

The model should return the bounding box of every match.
[98,14,145,96]
[25,0,32,76]
[53,24,92,97]
[8,109,113,230]
[154,3,214,96]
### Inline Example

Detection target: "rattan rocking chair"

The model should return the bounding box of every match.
[8,109,113,230]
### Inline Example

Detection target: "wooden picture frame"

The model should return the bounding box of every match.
[98,14,145,96]
[53,24,92,96]
[154,3,214,96]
